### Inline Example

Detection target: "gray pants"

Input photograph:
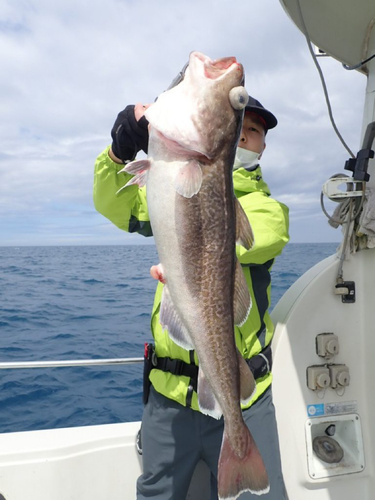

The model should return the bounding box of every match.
[137,386,287,500]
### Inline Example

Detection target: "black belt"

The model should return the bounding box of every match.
[152,344,272,393]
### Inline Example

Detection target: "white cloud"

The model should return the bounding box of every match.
[276,193,318,207]
[0,0,368,245]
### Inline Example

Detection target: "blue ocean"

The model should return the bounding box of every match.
[0,243,337,434]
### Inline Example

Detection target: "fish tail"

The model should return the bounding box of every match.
[218,427,270,499]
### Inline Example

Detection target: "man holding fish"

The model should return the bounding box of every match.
[93,52,289,499]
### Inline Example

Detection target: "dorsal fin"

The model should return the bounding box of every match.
[236,198,254,250]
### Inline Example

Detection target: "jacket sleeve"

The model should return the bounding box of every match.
[93,147,152,236]
[236,191,289,265]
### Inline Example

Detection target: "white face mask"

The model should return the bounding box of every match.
[233,147,261,170]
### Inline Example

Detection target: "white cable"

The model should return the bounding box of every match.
[336,387,346,397]
[317,388,327,400]
[295,0,355,158]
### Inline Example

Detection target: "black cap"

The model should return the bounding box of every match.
[245,95,277,131]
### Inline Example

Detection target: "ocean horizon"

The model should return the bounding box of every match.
[0,243,338,433]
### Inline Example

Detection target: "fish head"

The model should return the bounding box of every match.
[145,51,248,161]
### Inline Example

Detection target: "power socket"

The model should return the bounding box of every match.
[316,333,339,359]
[328,364,350,389]
[307,365,331,391]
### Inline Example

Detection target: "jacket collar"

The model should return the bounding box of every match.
[233,165,271,196]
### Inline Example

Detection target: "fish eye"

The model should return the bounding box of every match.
[229,87,249,110]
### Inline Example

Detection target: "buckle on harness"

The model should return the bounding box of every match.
[144,343,157,367]
[143,343,157,405]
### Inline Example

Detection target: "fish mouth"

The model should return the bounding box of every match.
[191,51,243,82]
[146,52,244,159]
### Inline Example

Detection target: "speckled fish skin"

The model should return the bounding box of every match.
[143,52,269,498]
[146,53,242,425]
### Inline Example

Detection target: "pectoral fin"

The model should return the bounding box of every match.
[117,160,151,191]
[174,160,202,198]
[235,199,254,250]
[160,285,194,350]
[118,159,151,175]
[234,259,251,326]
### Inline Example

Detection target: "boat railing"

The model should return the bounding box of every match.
[0,357,143,370]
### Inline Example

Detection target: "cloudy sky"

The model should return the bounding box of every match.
[0,0,368,246]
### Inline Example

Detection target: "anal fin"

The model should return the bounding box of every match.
[237,349,256,405]
[159,285,194,350]
[197,368,222,420]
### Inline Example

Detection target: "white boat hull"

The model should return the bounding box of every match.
[271,248,375,498]
[0,422,142,500]
[0,421,210,499]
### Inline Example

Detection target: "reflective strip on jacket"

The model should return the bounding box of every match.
[93,147,290,411]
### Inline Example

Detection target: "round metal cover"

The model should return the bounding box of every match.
[313,435,344,464]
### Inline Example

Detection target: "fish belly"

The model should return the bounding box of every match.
[147,158,238,400]
[146,159,199,324]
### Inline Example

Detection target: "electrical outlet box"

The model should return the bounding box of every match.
[307,365,331,391]
[329,364,350,389]
[316,333,339,359]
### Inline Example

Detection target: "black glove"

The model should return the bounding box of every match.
[111,105,149,163]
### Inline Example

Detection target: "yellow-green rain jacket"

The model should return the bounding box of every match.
[93,147,289,411]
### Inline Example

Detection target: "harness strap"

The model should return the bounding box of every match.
[185,350,195,407]
[246,345,272,380]
[153,344,272,395]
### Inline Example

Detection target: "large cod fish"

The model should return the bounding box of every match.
[120,51,269,499]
